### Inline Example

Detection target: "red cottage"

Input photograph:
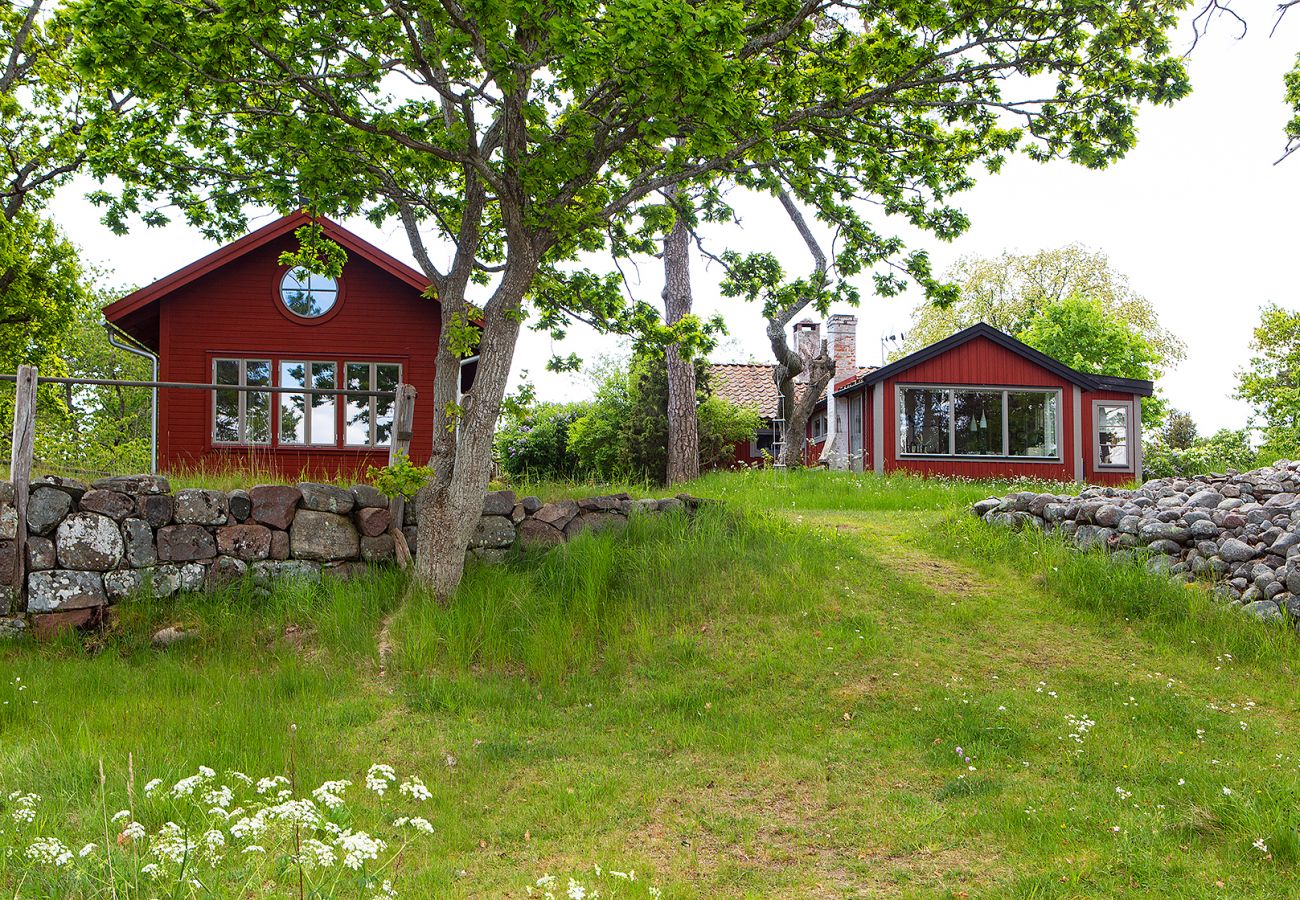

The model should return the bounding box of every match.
[830,323,1151,485]
[103,213,448,478]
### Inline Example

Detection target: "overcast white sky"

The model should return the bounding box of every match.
[52,14,1300,434]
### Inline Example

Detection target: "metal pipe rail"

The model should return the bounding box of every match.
[0,373,397,398]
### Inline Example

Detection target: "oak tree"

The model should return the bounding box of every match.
[72,0,1191,596]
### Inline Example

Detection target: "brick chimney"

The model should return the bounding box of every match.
[792,319,820,384]
[826,313,858,387]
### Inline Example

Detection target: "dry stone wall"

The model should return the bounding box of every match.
[0,475,703,639]
[974,461,1300,632]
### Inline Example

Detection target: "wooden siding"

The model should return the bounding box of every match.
[877,335,1077,482]
[155,232,439,478]
[1082,389,1142,486]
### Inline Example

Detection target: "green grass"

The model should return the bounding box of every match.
[1,470,1298,897]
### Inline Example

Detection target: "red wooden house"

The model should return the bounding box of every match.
[828,323,1150,485]
[710,319,1151,485]
[102,212,450,478]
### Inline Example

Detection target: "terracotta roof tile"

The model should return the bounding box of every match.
[709,363,877,418]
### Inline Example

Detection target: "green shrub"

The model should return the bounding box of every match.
[494,401,588,482]
[1142,428,1257,479]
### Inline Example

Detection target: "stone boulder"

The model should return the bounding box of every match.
[92,474,170,495]
[174,489,228,525]
[157,524,218,563]
[518,518,564,547]
[360,533,396,563]
[78,489,136,521]
[26,536,55,571]
[533,500,578,531]
[0,541,14,585]
[122,518,158,567]
[103,569,144,603]
[289,510,359,561]
[27,570,106,612]
[355,507,391,537]
[1219,538,1257,564]
[216,523,273,561]
[470,515,516,549]
[27,486,72,535]
[136,493,175,528]
[1,502,17,541]
[55,513,125,571]
[482,490,516,516]
[565,511,626,539]
[32,475,88,502]
[350,484,388,509]
[297,482,355,514]
[227,489,252,522]
[250,485,302,530]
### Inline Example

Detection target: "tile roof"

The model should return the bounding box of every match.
[708,363,876,419]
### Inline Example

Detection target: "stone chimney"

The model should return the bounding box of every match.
[826,313,858,386]
[792,319,820,384]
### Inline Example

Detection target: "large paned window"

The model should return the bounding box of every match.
[1094,401,1132,469]
[279,361,338,446]
[898,386,1060,459]
[345,362,401,447]
[212,359,271,444]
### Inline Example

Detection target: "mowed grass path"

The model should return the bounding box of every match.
[1,470,1298,897]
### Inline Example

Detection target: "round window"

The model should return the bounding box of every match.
[279,268,339,318]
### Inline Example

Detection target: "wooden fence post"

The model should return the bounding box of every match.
[9,365,37,609]
[387,384,418,569]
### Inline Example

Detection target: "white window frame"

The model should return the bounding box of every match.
[343,361,403,448]
[895,384,1064,462]
[811,411,828,441]
[750,426,779,457]
[1092,399,1135,471]
[211,358,272,445]
[279,359,339,446]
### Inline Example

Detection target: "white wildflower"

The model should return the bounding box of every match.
[300,838,336,869]
[140,862,160,877]
[1253,838,1269,854]
[536,874,558,888]
[338,830,385,870]
[10,793,39,824]
[366,764,397,796]
[143,778,163,796]
[242,845,266,854]
[405,817,434,834]
[255,775,289,795]
[25,837,72,867]
[312,780,351,810]
[370,879,397,899]
[203,785,233,809]
[567,878,586,900]
[1222,787,1233,796]
[202,829,226,863]
[152,822,194,865]
[265,798,320,829]
[79,843,98,857]
[120,821,146,842]
[110,809,131,823]
[399,776,432,801]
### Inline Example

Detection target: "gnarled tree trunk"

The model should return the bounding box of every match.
[662,185,698,485]
[768,322,834,467]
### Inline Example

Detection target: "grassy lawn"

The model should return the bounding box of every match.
[1,469,1297,897]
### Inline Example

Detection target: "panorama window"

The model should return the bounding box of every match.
[1095,402,1132,469]
[279,268,339,318]
[898,386,1060,459]
[212,359,271,444]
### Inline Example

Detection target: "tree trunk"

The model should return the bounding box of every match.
[766,320,834,468]
[413,260,535,600]
[662,186,698,485]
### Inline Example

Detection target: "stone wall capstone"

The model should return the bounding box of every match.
[975,461,1300,631]
[0,475,705,639]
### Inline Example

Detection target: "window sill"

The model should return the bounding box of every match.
[897,454,1064,464]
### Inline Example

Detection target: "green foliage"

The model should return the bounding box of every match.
[1018,294,1168,423]
[367,451,435,501]
[1163,409,1198,450]
[904,245,1186,367]
[495,402,587,483]
[1142,429,1257,480]
[1236,305,1300,456]
[0,212,85,372]
[276,220,347,278]
[496,351,759,485]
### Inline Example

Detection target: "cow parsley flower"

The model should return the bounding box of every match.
[25,837,72,867]
[152,822,194,865]
[10,793,39,824]
[143,778,163,797]
[300,838,336,869]
[371,879,397,899]
[255,775,289,795]
[120,821,146,842]
[366,764,397,796]
[337,830,385,870]
[566,878,586,900]
[399,776,431,801]
[203,785,233,809]
[394,816,434,834]
[1222,787,1233,796]
[79,843,98,857]
[312,780,351,810]
[140,862,160,877]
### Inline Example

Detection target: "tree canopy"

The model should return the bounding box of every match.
[1236,304,1300,457]
[69,0,1193,594]
[902,245,1186,367]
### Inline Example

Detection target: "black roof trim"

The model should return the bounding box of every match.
[831,323,1153,397]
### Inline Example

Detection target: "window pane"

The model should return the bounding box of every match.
[311,362,336,445]
[280,268,339,318]
[901,388,950,455]
[245,361,270,386]
[1098,405,1129,467]
[375,364,399,446]
[280,362,306,443]
[1008,392,1059,458]
[214,360,239,385]
[214,389,239,442]
[345,363,371,445]
[953,391,1004,455]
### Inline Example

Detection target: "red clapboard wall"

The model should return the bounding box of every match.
[104,214,440,478]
